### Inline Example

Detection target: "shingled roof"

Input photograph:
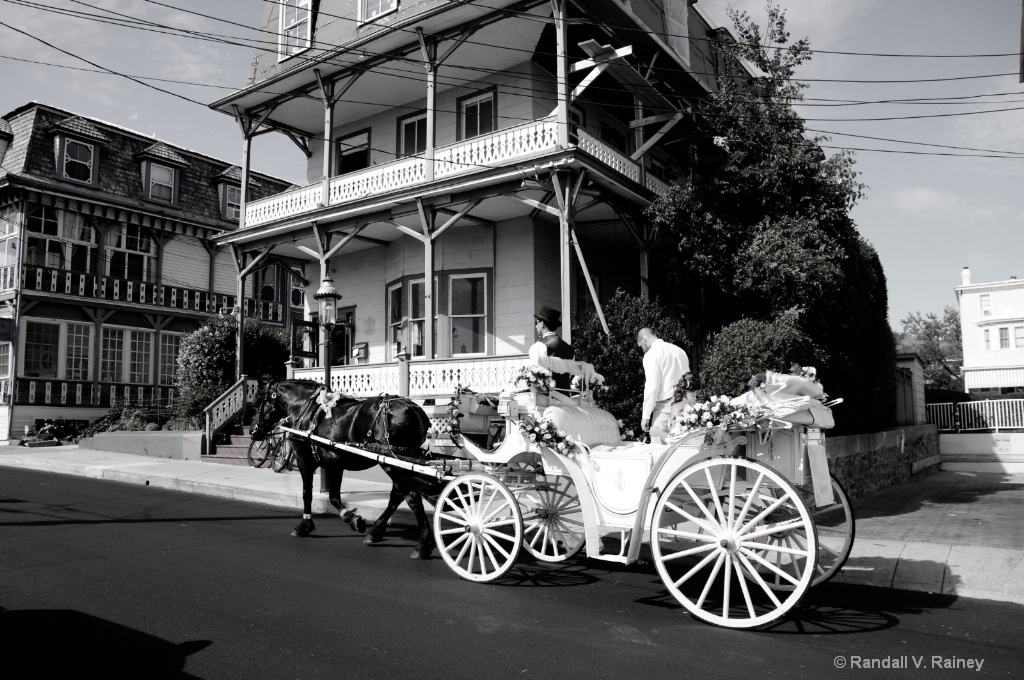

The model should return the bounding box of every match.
[135,142,190,167]
[213,165,263,189]
[48,115,111,144]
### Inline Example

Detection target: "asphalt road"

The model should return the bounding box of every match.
[1,468,1021,680]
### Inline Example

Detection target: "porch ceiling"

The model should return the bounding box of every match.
[216,3,550,135]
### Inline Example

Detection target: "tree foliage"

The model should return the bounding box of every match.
[645,3,895,434]
[897,306,964,391]
[572,291,688,430]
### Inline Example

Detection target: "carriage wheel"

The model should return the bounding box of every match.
[433,474,523,583]
[518,476,585,562]
[803,475,855,587]
[651,457,817,628]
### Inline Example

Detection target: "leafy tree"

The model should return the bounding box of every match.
[572,290,688,432]
[897,306,964,391]
[646,3,895,433]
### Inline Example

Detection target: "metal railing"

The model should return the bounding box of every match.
[927,399,1024,432]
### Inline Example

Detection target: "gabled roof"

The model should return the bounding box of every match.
[213,165,263,189]
[47,115,111,144]
[135,142,190,167]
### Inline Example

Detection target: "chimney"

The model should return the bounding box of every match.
[961,266,971,285]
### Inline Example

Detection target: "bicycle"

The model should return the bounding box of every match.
[247,427,282,468]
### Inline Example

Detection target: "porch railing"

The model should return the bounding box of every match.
[1,264,17,292]
[20,265,236,314]
[14,378,177,407]
[204,374,260,448]
[246,115,675,229]
[244,298,284,323]
[293,355,530,398]
[927,399,1024,432]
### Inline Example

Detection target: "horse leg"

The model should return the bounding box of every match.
[325,466,367,533]
[364,482,404,545]
[406,491,434,560]
[291,442,317,537]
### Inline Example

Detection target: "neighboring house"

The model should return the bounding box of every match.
[955,266,1024,395]
[208,0,738,395]
[0,103,295,439]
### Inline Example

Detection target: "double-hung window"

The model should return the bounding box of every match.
[63,139,95,183]
[24,321,60,378]
[0,343,9,378]
[449,274,486,356]
[160,334,181,385]
[459,92,495,140]
[149,163,175,203]
[280,0,311,57]
[362,0,397,22]
[984,329,991,351]
[388,283,403,357]
[999,327,1010,350]
[398,112,427,157]
[225,185,241,221]
[409,278,438,358]
[107,225,155,282]
[1016,326,1024,349]
[337,130,371,174]
[980,294,992,316]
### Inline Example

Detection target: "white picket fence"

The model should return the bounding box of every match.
[927,399,1024,432]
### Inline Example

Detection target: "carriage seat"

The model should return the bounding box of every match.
[541,404,622,448]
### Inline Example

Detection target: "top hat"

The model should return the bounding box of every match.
[534,305,562,330]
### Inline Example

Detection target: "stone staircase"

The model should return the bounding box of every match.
[201,420,252,466]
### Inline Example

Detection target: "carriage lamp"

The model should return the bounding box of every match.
[314,277,342,389]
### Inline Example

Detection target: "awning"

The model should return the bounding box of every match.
[964,367,1024,389]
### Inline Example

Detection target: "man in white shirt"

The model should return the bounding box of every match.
[637,327,690,438]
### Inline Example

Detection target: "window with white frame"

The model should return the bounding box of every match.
[459,91,495,140]
[362,0,397,22]
[24,321,60,378]
[63,139,95,183]
[999,327,1010,350]
[984,329,991,351]
[26,206,95,272]
[102,327,152,383]
[388,282,403,358]
[980,294,991,316]
[398,112,427,157]
[160,334,181,385]
[225,185,241,221]
[409,278,438,358]
[280,0,311,57]
[0,343,10,378]
[129,332,152,384]
[101,328,124,382]
[148,162,176,203]
[1016,326,1024,349]
[65,323,92,381]
[107,225,155,282]
[450,274,486,355]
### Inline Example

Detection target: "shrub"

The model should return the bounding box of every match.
[572,290,688,431]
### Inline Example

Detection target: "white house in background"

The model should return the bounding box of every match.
[955,266,1024,395]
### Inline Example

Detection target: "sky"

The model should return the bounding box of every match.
[1,0,1022,330]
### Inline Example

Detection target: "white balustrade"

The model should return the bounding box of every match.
[329,157,426,204]
[645,174,671,196]
[435,118,560,179]
[576,129,641,183]
[245,184,321,228]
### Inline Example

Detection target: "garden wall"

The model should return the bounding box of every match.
[77,431,205,460]
[825,424,939,499]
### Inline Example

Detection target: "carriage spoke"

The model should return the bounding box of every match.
[658,542,717,562]
[438,512,469,527]
[453,535,472,566]
[742,519,808,543]
[681,481,721,527]
[737,493,792,535]
[740,537,812,558]
[481,526,519,544]
[727,465,738,527]
[673,547,721,589]
[736,551,784,607]
[658,527,719,543]
[734,552,757,619]
[479,534,501,573]
[722,552,733,620]
[704,467,727,526]
[696,553,725,609]
[482,531,512,561]
[740,547,801,587]
[730,472,765,531]
[663,501,718,535]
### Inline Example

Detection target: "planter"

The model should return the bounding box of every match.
[22,439,61,447]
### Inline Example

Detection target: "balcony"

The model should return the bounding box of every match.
[293,355,530,398]
[13,378,176,408]
[244,117,670,229]
[19,265,239,315]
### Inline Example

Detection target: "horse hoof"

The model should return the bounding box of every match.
[341,511,367,534]
[410,549,431,560]
[363,533,381,545]
[291,518,316,537]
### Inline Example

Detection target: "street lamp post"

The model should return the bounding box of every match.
[314,276,342,392]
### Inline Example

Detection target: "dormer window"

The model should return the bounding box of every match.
[149,163,175,202]
[280,0,311,58]
[225,185,241,221]
[64,139,95,182]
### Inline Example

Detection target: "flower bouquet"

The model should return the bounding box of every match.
[516,414,582,458]
[513,365,555,394]
[676,395,767,446]
[570,373,606,393]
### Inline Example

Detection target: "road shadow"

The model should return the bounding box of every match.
[852,471,1024,522]
[0,608,210,679]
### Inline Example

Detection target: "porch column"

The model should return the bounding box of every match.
[231,245,272,380]
[553,170,574,345]
[618,210,656,300]
[639,248,650,299]
[239,130,252,230]
[552,0,570,149]
[423,217,435,360]
[315,71,336,208]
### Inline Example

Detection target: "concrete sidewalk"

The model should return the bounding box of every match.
[2,445,1022,605]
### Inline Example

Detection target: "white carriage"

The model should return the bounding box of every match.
[285,370,854,629]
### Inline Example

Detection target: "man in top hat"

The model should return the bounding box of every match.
[528,305,575,391]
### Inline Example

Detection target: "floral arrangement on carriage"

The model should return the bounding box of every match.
[736,365,836,429]
[513,365,555,395]
[570,372,607,394]
[516,414,583,459]
[426,383,474,445]
[674,396,768,447]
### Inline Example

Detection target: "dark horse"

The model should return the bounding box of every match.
[250,380,437,559]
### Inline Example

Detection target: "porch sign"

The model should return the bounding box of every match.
[0,318,12,342]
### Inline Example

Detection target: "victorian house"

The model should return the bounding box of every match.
[0,103,294,439]
[206,0,734,406]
